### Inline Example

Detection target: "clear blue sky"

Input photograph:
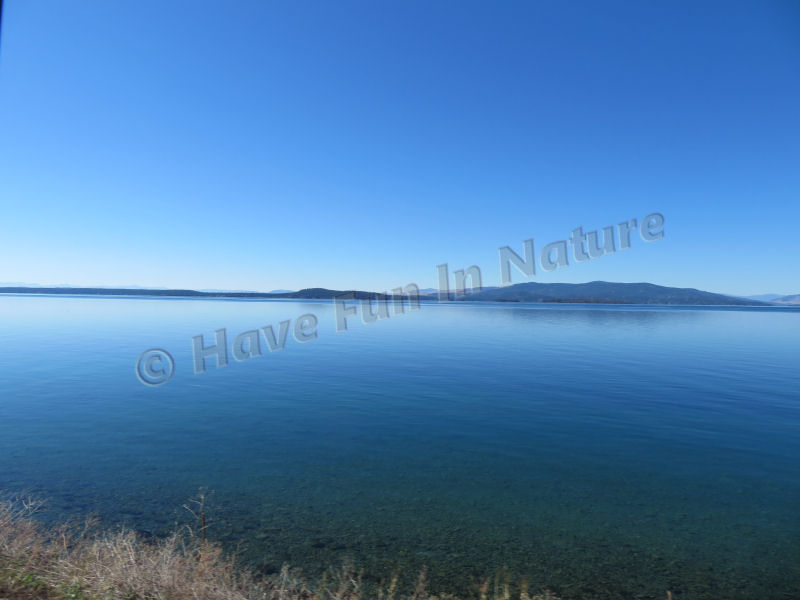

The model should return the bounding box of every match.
[0,1,798,295]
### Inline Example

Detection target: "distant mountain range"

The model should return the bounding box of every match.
[740,293,800,305]
[0,286,389,300]
[446,281,771,305]
[742,293,785,302]
[770,294,800,305]
[2,282,796,306]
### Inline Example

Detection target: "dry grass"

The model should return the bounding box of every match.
[0,495,561,600]
[0,494,680,600]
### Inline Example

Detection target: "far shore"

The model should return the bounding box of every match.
[2,284,794,307]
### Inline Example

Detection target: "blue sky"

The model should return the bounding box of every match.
[0,0,798,296]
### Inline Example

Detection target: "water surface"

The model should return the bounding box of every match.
[0,295,798,599]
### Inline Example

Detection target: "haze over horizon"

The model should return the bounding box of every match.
[1,1,798,296]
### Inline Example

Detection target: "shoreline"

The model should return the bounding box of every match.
[2,289,794,309]
[0,495,571,600]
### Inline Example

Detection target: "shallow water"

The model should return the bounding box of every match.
[1,295,798,599]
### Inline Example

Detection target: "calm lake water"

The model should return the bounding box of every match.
[1,295,798,599]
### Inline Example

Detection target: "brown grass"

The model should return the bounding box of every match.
[0,495,561,600]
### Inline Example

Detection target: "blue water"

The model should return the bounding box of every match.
[1,295,798,599]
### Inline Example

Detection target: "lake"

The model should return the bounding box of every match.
[0,295,798,599]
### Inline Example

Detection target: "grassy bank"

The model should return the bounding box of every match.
[0,496,563,600]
